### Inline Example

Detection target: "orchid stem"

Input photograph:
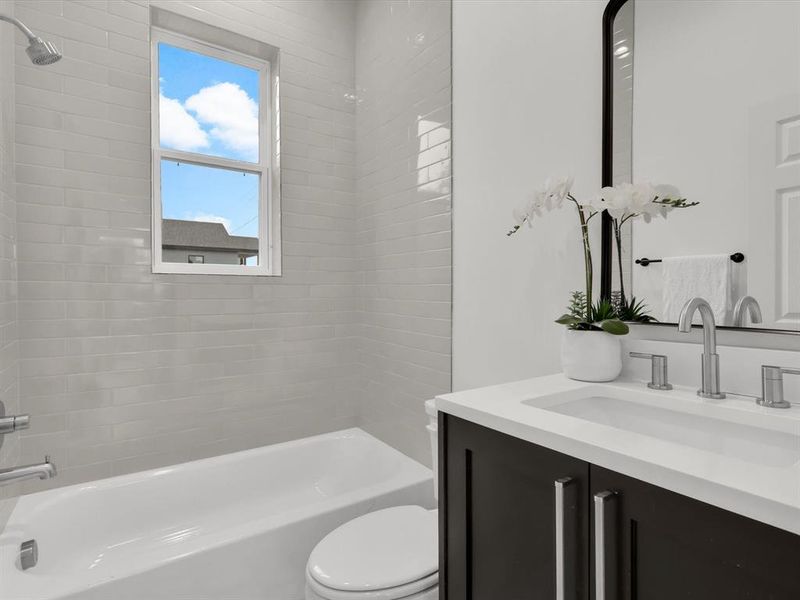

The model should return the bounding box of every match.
[568,194,593,321]
[613,218,626,305]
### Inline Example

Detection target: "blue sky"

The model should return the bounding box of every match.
[159,43,260,239]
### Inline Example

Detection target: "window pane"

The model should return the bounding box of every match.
[158,42,260,163]
[160,160,260,266]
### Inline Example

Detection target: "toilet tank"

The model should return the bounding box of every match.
[424,400,438,501]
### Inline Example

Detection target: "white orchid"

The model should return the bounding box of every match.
[508,175,599,323]
[543,175,574,209]
[597,181,697,307]
[595,182,692,224]
[508,175,696,323]
[509,175,577,232]
[596,182,659,222]
[512,189,546,228]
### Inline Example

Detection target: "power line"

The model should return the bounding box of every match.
[230,214,258,234]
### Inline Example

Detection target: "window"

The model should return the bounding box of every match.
[151,26,280,276]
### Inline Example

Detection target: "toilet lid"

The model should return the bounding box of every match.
[308,505,438,593]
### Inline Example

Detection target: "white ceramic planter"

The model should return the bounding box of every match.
[560,329,623,382]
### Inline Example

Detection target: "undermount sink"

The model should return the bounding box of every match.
[528,389,800,468]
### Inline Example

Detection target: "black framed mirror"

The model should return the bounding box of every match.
[601,0,800,335]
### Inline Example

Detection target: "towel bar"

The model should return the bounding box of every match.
[635,253,744,267]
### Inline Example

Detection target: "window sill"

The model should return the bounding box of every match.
[152,263,280,277]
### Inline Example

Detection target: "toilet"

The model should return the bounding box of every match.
[305,401,440,600]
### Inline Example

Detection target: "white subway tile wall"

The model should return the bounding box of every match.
[5,0,452,492]
[12,0,363,491]
[0,0,20,513]
[355,0,452,466]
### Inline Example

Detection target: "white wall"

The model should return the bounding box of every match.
[452,0,606,391]
[355,0,451,466]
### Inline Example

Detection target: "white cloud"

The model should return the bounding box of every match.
[159,93,209,152]
[185,83,259,161]
[190,213,232,233]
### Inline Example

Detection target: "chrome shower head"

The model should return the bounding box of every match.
[0,14,61,66]
[26,37,61,65]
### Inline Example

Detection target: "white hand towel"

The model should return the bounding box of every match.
[661,255,733,325]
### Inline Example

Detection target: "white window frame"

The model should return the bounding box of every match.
[151,28,281,276]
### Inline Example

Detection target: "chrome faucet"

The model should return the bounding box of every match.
[732,296,762,327]
[758,365,799,409]
[0,456,56,486]
[629,352,672,390]
[678,297,726,399]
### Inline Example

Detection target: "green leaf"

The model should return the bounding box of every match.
[598,319,629,335]
[566,291,587,319]
[591,299,617,322]
[615,295,657,323]
[555,314,582,326]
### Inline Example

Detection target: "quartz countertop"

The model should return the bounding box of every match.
[436,374,800,535]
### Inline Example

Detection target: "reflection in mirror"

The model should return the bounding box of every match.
[607,0,800,332]
[610,0,634,306]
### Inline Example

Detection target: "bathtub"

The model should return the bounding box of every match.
[0,428,434,600]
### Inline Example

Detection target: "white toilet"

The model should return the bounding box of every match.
[305,401,440,600]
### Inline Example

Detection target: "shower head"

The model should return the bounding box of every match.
[26,37,61,65]
[0,14,61,66]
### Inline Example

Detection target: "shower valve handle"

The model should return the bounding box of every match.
[0,414,30,434]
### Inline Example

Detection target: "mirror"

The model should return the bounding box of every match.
[603,0,800,333]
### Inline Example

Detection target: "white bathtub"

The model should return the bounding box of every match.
[0,429,433,600]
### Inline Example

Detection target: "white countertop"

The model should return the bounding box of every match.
[436,374,800,536]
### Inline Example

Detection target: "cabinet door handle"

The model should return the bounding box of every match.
[594,491,618,600]
[555,477,576,600]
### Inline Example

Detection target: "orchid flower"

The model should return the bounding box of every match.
[595,182,698,305]
[508,175,586,235]
[507,175,695,325]
[508,175,597,321]
[594,182,697,224]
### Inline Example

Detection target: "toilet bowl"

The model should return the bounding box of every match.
[305,401,440,600]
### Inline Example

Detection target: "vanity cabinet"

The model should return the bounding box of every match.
[591,466,800,599]
[440,414,800,600]
[441,415,590,600]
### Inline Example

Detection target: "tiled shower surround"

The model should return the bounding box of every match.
[0,0,451,492]
[0,0,19,508]
[355,0,451,466]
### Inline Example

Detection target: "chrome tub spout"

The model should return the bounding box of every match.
[0,456,56,486]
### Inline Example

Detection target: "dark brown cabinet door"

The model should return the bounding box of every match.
[591,465,800,600]
[441,415,590,600]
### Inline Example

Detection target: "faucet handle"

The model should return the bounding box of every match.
[757,365,800,409]
[0,413,30,435]
[629,352,673,390]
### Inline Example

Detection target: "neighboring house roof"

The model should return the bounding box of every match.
[162,219,258,254]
